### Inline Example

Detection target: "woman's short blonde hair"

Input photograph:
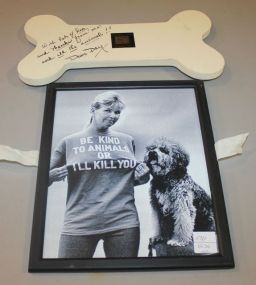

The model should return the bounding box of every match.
[90,91,125,112]
[89,91,125,123]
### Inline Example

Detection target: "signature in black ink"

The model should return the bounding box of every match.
[57,50,66,58]
[65,52,88,61]
[80,32,104,46]
[37,50,50,58]
[41,40,57,49]
[70,28,90,44]
[59,35,70,41]
[69,44,78,52]
[83,44,108,58]
[51,39,73,51]
[105,25,112,34]
[91,25,101,32]
[75,27,90,34]
[65,44,108,61]
[42,56,55,64]
[49,40,56,46]
[95,44,108,57]
[39,25,109,64]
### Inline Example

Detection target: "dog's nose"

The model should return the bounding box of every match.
[148,150,158,160]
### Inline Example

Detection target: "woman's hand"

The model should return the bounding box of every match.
[49,165,68,186]
[134,162,150,185]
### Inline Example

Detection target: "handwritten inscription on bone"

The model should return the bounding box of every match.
[37,25,111,65]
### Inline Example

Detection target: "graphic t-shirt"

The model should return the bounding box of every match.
[50,128,139,235]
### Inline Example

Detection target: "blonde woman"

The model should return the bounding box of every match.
[49,91,149,258]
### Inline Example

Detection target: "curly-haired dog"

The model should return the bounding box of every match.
[144,137,215,249]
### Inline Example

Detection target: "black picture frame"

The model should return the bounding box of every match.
[29,80,234,272]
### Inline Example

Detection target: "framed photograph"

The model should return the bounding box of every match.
[29,80,234,272]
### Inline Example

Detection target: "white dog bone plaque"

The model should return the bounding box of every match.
[18,10,225,85]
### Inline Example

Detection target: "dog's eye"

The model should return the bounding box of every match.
[147,145,156,151]
[159,147,169,154]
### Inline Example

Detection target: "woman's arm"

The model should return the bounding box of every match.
[49,165,68,186]
[132,140,150,186]
[48,139,67,186]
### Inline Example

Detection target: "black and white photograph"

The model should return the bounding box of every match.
[29,81,234,271]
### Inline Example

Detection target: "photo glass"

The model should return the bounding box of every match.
[29,81,234,271]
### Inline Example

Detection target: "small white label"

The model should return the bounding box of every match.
[193,232,218,254]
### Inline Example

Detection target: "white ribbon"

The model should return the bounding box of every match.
[0,145,39,166]
[0,133,249,167]
[215,133,249,160]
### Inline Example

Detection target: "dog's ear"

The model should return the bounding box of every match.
[173,144,190,172]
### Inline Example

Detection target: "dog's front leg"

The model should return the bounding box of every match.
[148,206,168,257]
[167,191,196,246]
[151,206,162,239]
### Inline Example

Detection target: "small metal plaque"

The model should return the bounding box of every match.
[111,33,135,48]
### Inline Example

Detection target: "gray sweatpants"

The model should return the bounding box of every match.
[58,227,140,258]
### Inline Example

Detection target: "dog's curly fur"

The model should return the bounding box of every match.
[144,137,215,247]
